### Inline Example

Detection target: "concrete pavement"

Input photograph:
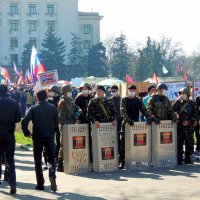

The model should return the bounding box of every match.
[0,147,200,200]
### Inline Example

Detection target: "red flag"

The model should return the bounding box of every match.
[125,74,135,84]
[153,72,158,84]
[184,71,188,81]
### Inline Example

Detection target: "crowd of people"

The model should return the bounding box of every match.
[0,81,199,194]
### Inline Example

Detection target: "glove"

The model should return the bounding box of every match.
[127,118,134,126]
[154,118,160,125]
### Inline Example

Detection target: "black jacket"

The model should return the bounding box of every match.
[0,94,21,133]
[22,100,58,138]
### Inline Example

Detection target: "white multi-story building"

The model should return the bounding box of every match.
[0,0,102,65]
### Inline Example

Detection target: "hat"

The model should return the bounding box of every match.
[97,85,105,92]
[128,84,137,90]
[110,85,118,91]
[148,84,156,93]
[0,84,8,94]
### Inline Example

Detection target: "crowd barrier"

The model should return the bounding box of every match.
[125,122,151,169]
[63,124,89,174]
[92,123,118,172]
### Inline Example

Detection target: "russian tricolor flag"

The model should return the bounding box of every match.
[13,61,20,76]
[30,45,46,84]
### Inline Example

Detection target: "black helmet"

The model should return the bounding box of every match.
[156,83,168,90]
[179,87,190,94]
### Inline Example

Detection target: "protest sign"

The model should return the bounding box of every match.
[161,81,186,101]
[38,70,58,88]
[193,81,200,99]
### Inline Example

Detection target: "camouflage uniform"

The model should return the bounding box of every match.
[146,95,177,123]
[57,96,81,168]
[172,99,198,163]
[87,97,117,123]
[120,96,151,166]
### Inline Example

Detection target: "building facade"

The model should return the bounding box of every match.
[0,0,102,66]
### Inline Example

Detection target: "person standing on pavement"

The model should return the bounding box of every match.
[57,84,81,172]
[0,84,21,194]
[75,82,93,163]
[87,85,117,128]
[22,89,58,192]
[109,85,122,153]
[47,85,61,162]
[120,84,152,169]
[172,87,198,164]
[146,83,177,124]
[194,94,200,154]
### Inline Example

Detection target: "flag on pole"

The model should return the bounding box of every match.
[125,74,135,84]
[13,61,20,76]
[184,71,188,81]
[162,65,168,74]
[178,64,183,72]
[30,45,46,84]
[1,67,10,83]
[25,70,29,84]
[153,72,158,84]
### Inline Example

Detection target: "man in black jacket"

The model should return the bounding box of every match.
[0,84,21,194]
[22,90,58,192]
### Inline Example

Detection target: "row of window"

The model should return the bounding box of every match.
[10,20,55,32]
[10,3,55,15]
[9,37,91,49]
[9,21,91,35]
[10,37,36,48]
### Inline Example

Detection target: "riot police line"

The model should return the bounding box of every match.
[0,82,199,194]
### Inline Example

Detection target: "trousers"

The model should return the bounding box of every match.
[33,137,56,185]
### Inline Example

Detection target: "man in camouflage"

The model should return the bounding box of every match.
[57,84,81,172]
[120,84,152,169]
[146,83,177,124]
[172,87,198,164]
[87,85,117,128]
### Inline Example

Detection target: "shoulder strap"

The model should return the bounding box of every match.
[178,100,190,116]
[99,100,109,120]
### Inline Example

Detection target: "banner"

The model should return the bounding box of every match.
[161,81,186,101]
[38,70,58,88]
[193,81,200,99]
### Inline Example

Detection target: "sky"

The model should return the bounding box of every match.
[79,0,200,55]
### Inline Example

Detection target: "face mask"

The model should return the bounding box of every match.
[111,92,118,97]
[82,90,89,95]
[49,91,55,97]
[128,91,136,97]
[67,92,72,98]
[182,94,188,101]
[161,89,167,96]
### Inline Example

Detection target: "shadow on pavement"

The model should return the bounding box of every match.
[77,162,200,181]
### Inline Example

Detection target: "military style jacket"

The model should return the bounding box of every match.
[87,97,117,123]
[172,99,198,124]
[58,96,78,125]
[146,95,177,122]
[121,96,150,122]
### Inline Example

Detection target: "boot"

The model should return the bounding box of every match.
[57,161,64,172]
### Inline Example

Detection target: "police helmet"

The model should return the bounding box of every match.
[61,84,72,93]
[49,85,60,93]
[156,83,168,90]
[179,87,190,94]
